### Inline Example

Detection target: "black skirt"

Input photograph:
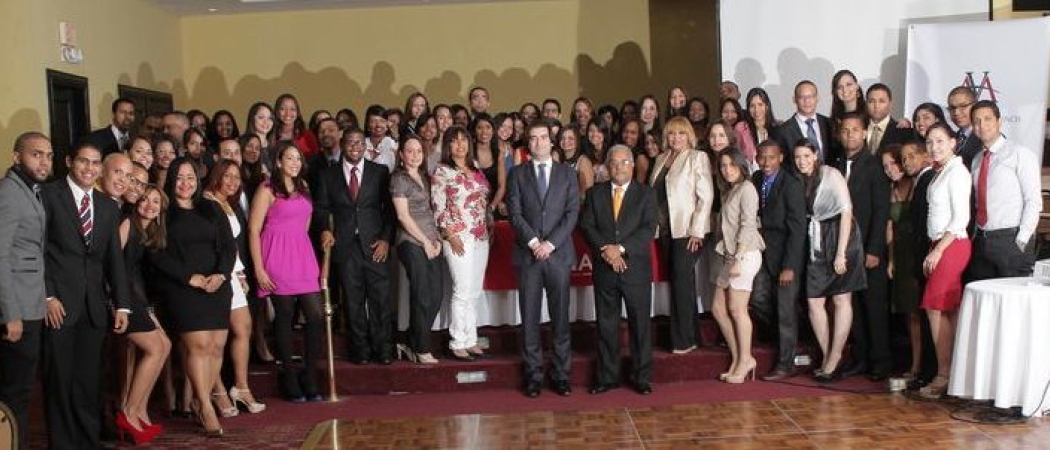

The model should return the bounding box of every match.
[805,216,867,298]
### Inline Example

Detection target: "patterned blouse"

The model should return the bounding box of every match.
[431,164,491,241]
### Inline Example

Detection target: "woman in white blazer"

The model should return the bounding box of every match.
[648,117,715,353]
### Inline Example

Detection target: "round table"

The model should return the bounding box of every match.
[948,277,1050,417]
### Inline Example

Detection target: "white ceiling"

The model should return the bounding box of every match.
[147,0,538,16]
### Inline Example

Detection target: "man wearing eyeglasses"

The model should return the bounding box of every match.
[947,86,981,167]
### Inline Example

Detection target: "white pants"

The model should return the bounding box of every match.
[444,234,490,350]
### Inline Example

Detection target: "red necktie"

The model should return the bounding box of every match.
[976,149,991,228]
[348,166,360,201]
[78,193,93,243]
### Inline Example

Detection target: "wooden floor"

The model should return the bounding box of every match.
[301,394,1049,449]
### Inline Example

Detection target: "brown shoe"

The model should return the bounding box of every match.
[761,368,798,381]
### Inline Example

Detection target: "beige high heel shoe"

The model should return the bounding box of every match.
[229,386,266,413]
[725,358,757,384]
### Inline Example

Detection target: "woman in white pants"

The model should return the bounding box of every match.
[432,126,492,361]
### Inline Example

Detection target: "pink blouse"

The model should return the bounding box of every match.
[431,165,491,240]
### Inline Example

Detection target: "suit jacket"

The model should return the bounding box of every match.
[647,149,714,239]
[836,150,891,258]
[0,168,47,323]
[313,159,395,260]
[910,167,935,278]
[506,160,579,267]
[955,129,982,168]
[751,169,806,274]
[83,126,122,156]
[774,113,835,170]
[579,181,657,285]
[41,179,129,327]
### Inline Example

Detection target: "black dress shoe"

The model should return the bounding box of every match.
[868,372,889,382]
[761,368,798,382]
[588,382,618,395]
[348,356,370,365]
[523,381,542,398]
[840,362,869,378]
[376,356,393,365]
[633,382,652,395]
[552,380,572,396]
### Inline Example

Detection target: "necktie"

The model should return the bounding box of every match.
[976,149,991,228]
[78,193,92,244]
[348,166,360,201]
[118,133,129,150]
[955,131,967,153]
[33,184,41,203]
[868,125,882,151]
[612,185,623,220]
[761,175,774,207]
[537,163,548,198]
[805,118,822,160]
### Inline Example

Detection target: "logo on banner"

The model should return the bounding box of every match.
[960,71,999,102]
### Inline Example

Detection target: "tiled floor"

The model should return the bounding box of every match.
[301,394,1049,449]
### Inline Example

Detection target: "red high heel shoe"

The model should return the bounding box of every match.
[116,412,161,445]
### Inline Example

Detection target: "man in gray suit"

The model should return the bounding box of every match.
[0,132,53,449]
[507,122,580,398]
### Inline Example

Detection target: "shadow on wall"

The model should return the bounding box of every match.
[176,41,654,117]
[0,110,44,153]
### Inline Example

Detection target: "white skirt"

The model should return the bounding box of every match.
[230,271,248,310]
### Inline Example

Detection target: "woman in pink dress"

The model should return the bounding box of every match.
[248,141,322,402]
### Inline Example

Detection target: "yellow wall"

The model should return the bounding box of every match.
[177,0,651,118]
[0,0,180,149]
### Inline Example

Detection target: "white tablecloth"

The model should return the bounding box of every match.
[949,277,1050,417]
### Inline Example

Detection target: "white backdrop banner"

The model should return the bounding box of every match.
[905,18,1050,160]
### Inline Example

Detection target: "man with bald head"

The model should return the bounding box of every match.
[99,152,133,204]
[579,144,658,395]
[163,111,190,150]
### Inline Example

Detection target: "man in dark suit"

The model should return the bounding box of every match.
[901,139,939,388]
[748,140,807,381]
[0,132,53,450]
[774,80,835,170]
[579,145,657,395]
[307,117,343,190]
[507,122,580,398]
[315,128,395,364]
[83,98,136,157]
[834,112,892,381]
[41,142,130,450]
[865,84,911,154]
[947,86,982,167]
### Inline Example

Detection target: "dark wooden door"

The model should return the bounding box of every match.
[46,69,90,181]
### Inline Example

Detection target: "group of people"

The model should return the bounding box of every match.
[0,75,1042,449]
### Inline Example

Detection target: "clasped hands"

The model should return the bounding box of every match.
[531,240,555,261]
[189,274,225,293]
[599,245,628,273]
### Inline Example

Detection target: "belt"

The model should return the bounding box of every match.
[974,226,1018,238]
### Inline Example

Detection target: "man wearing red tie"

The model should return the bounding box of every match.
[966,100,1042,280]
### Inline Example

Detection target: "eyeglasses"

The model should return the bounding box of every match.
[607,159,634,168]
[948,102,973,112]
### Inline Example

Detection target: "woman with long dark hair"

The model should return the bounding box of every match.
[830,69,867,124]
[248,141,323,402]
[272,94,319,158]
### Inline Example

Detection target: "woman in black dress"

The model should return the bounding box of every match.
[794,140,866,383]
[117,185,173,443]
[471,114,506,217]
[150,158,236,436]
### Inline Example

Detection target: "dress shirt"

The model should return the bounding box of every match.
[342,158,365,185]
[867,116,890,152]
[67,176,93,220]
[794,113,823,151]
[110,124,128,149]
[926,156,970,240]
[971,136,1042,246]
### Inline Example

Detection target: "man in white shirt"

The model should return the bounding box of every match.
[966,100,1042,280]
[364,110,397,172]
[773,81,835,170]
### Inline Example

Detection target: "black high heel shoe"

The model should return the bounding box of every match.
[278,364,306,403]
[813,364,843,383]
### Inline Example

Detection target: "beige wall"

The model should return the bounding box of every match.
[0,0,180,149]
[177,0,652,119]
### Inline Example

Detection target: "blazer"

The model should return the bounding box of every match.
[955,130,982,169]
[751,169,806,274]
[774,113,835,170]
[579,181,658,285]
[0,168,47,323]
[41,179,129,327]
[836,150,891,257]
[910,167,935,278]
[506,160,580,267]
[715,181,765,258]
[871,117,911,154]
[647,149,714,239]
[312,159,395,258]
[83,126,122,156]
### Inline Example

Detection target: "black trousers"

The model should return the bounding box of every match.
[750,266,801,371]
[336,236,392,360]
[397,241,444,354]
[518,259,572,383]
[661,236,700,350]
[0,319,41,450]
[593,279,652,385]
[966,228,1036,281]
[849,260,892,374]
[272,293,323,377]
[42,316,106,450]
